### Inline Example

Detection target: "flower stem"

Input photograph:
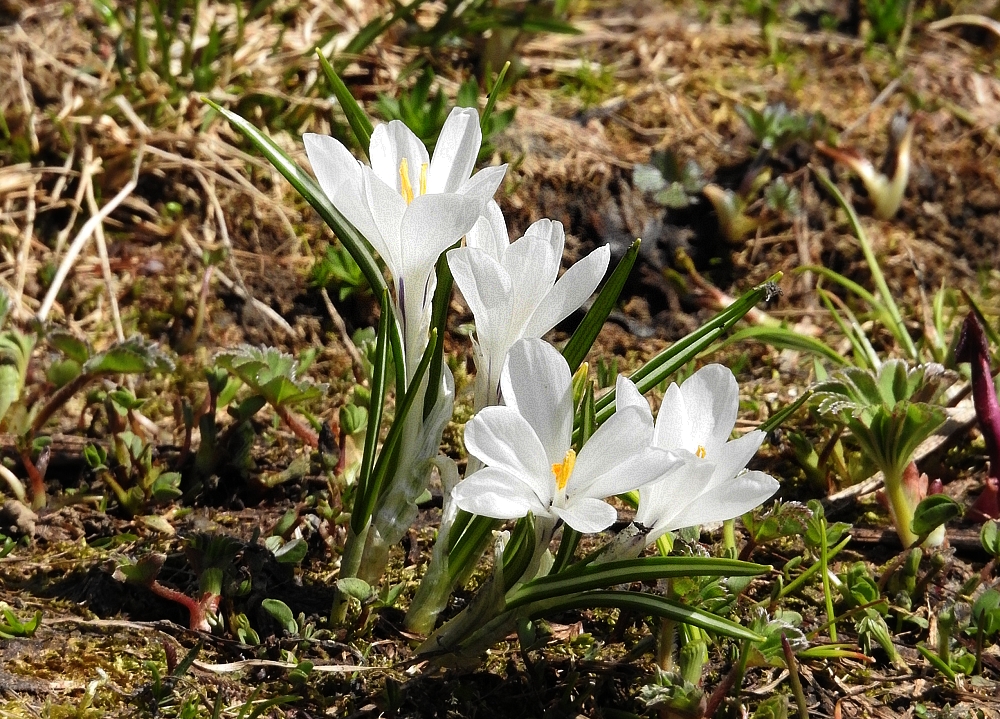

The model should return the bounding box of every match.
[884,464,920,548]
[781,633,809,719]
[331,521,369,624]
[819,514,837,642]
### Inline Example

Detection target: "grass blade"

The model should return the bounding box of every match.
[712,325,850,367]
[354,291,392,533]
[813,165,918,359]
[562,239,639,372]
[528,590,763,642]
[316,51,373,158]
[593,273,781,425]
[204,100,389,305]
[508,556,769,610]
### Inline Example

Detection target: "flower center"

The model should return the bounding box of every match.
[398,158,428,205]
[696,445,706,459]
[552,449,577,492]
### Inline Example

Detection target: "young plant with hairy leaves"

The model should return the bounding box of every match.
[813,360,956,547]
[214,345,327,448]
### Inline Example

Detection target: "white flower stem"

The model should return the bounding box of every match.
[404,458,460,634]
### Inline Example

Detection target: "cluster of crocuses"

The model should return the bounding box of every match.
[300,106,779,633]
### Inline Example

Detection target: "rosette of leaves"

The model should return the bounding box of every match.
[813,360,956,547]
[214,346,327,447]
[735,102,826,160]
[633,150,706,210]
[84,432,181,519]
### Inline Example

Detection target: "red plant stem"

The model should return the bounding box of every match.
[957,311,1000,519]
[19,448,47,510]
[276,405,319,448]
[147,580,211,632]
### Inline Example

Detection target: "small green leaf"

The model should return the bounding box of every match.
[47,331,91,363]
[83,336,174,376]
[336,577,373,603]
[981,520,1000,558]
[272,538,308,565]
[911,494,962,539]
[261,598,297,634]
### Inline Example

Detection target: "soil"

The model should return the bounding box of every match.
[1,0,1000,717]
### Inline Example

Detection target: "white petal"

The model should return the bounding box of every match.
[452,467,545,520]
[447,247,513,376]
[522,245,610,339]
[651,470,779,534]
[399,192,486,279]
[427,107,481,194]
[614,376,651,417]
[553,497,617,533]
[652,381,689,451]
[635,460,717,529]
[678,364,739,456]
[522,218,565,276]
[502,237,561,343]
[368,120,430,194]
[457,164,506,203]
[464,406,551,488]
[466,201,508,260]
[572,405,653,493]
[711,430,766,484]
[359,171,407,283]
[500,339,573,465]
[303,134,382,247]
[577,446,683,500]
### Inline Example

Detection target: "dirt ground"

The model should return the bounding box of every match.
[1,0,1000,717]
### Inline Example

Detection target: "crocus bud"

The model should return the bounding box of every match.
[956,310,1000,520]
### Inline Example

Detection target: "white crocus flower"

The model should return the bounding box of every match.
[304,108,506,379]
[448,203,610,408]
[453,339,681,533]
[618,364,779,543]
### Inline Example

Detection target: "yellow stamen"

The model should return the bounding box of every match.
[552,449,577,492]
[399,158,414,204]
[419,162,428,196]
[696,445,706,459]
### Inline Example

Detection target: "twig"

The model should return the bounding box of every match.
[192,169,292,335]
[320,287,366,383]
[13,176,35,320]
[14,51,38,154]
[177,225,293,334]
[83,145,125,342]
[37,145,146,323]
[840,76,904,140]
[53,153,97,258]
[928,14,1000,41]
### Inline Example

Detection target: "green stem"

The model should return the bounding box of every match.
[884,465,919,548]
[819,515,837,642]
[776,535,851,600]
[781,634,809,719]
[656,579,675,672]
[723,519,737,559]
[331,522,369,624]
